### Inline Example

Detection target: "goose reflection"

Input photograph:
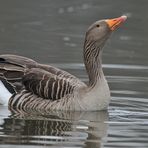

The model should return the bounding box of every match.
[0,107,108,148]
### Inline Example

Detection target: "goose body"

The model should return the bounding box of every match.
[0,16,127,111]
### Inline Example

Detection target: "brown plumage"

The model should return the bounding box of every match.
[0,16,127,111]
[0,54,84,97]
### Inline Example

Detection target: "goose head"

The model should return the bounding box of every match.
[84,15,127,49]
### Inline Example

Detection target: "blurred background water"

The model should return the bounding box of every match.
[0,0,148,148]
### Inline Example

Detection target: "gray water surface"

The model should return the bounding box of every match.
[0,0,148,148]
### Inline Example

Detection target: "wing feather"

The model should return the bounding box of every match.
[0,54,86,100]
[23,68,78,101]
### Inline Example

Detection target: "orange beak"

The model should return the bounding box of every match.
[105,15,127,31]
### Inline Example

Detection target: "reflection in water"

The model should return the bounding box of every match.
[0,107,108,148]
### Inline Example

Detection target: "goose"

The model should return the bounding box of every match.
[0,15,127,111]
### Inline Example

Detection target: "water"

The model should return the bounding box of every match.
[0,0,148,147]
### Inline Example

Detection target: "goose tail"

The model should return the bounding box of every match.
[0,54,37,105]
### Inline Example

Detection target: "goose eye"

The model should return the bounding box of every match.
[96,24,100,27]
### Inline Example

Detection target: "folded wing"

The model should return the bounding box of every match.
[0,54,85,100]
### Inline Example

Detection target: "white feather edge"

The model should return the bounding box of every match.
[0,80,12,106]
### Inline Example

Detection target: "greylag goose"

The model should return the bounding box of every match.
[0,16,127,111]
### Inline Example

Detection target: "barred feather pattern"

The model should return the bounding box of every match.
[84,39,103,87]
[23,68,79,100]
[8,89,77,111]
[0,54,86,110]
